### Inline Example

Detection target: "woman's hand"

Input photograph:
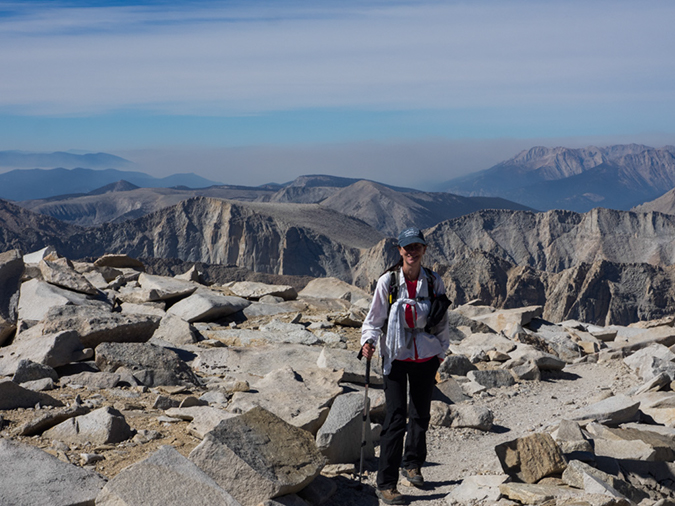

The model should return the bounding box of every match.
[361,341,375,360]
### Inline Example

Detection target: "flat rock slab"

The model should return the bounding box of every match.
[167,290,251,322]
[192,344,324,378]
[44,406,133,445]
[498,482,627,506]
[317,347,383,385]
[189,406,326,506]
[228,366,343,434]
[202,327,320,347]
[42,305,161,349]
[95,342,200,387]
[568,394,640,426]
[298,277,371,302]
[60,371,122,389]
[259,320,321,345]
[316,392,374,464]
[227,281,298,301]
[0,439,105,506]
[96,445,242,506]
[243,300,308,318]
[611,325,675,353]
[17,278,108,322]
[495,432,567,483]
[0,379,64,409]
[138,272,197,300]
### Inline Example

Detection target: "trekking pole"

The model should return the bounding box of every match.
[357,339,373,484]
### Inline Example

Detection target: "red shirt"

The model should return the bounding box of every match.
[402,277,433,363]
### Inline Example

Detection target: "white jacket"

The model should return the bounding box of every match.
[361,267,450,375]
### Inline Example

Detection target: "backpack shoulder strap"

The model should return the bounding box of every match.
[387,270,399,308]
[423,267,436,299]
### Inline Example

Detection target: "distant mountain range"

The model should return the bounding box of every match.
[442,144,675,212]
[18,174,533,234]
[0,150,133,170]
[0,167,222,201]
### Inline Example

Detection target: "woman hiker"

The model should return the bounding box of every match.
[360,227,450,505]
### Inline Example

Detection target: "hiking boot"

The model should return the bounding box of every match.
[401,467,424,487]
[375,488,406,505]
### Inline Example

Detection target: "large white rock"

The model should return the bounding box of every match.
[227,281,298,301]
[151,313,198,345]
[611,325,675,352]
[189,406,326,506]
[445,474,509,505]
[23,246,57,264]
[228,366,343,434]
[568,394,640,426]
[167,289,250,322]
[472,306,543,333]
[0,439,105,506]
[623,344,675,380]
[97,445,242,506]
[43,406,133,445]
[17,278,108,322]
[316,392,373,464]
[317,346,383,385]
[41,304,161,348]
[298,277,371,303]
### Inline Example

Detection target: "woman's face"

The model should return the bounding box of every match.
[398,242,426,268]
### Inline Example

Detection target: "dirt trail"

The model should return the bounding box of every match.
[326,358,640,506]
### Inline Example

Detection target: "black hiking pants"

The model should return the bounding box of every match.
[376,356,440,490]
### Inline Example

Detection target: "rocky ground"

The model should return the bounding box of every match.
[1,247,675,506]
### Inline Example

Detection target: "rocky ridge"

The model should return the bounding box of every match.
[11,195,675,326]
[1,247,675,505]
[443,144,675,212]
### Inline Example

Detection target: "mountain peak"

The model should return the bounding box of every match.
[87,180,140,196]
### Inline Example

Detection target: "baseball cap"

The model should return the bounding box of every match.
[398,227,426,247]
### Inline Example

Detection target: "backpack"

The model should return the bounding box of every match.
[387,267,451,333]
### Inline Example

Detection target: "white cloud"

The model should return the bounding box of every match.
[1,0,674,115]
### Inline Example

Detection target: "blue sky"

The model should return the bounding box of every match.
[0,0,674,188]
